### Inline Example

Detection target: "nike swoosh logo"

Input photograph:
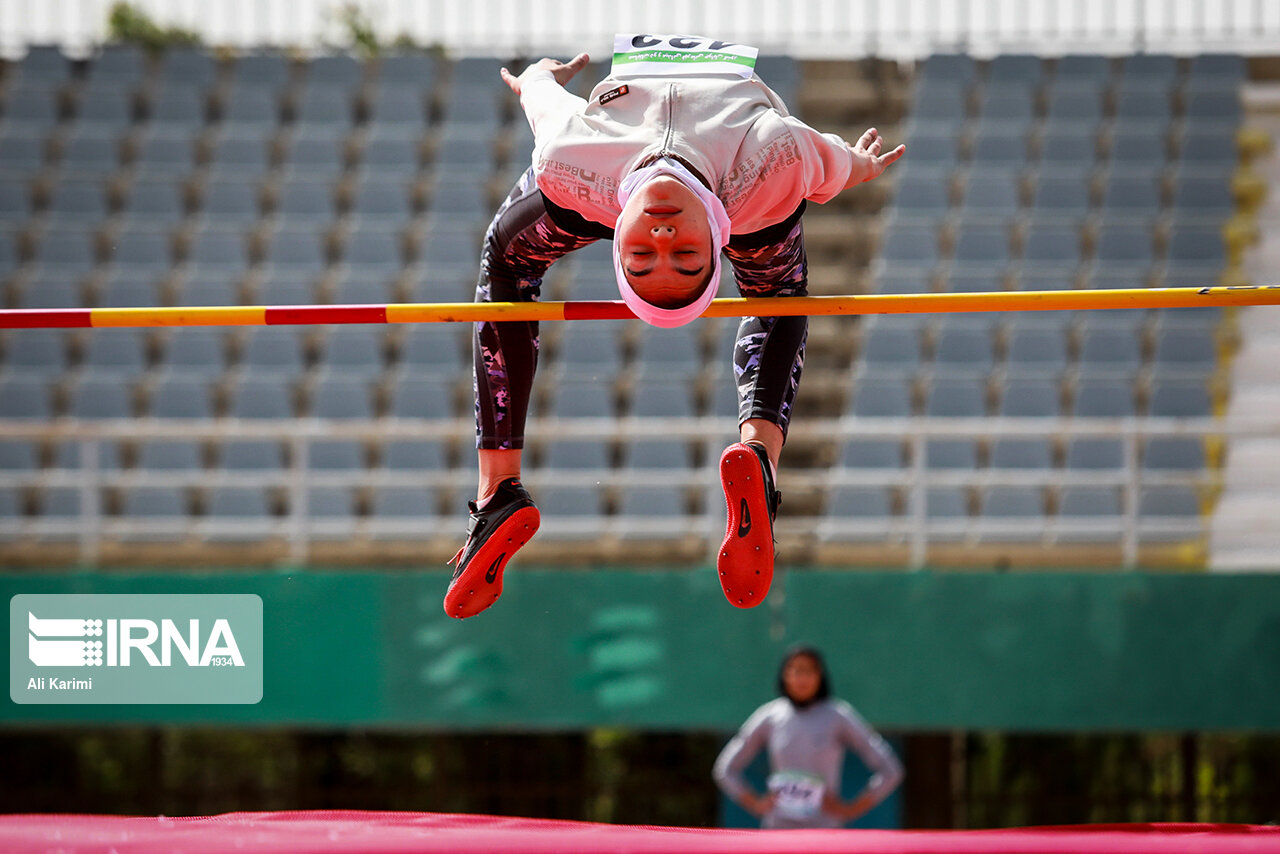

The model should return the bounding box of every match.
[485,554,505,584]
[737,499,751,537]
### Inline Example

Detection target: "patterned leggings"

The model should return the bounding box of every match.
[473,168,808,450]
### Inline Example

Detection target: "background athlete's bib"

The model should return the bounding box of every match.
[611,33,758,79]
[767,770,826,820]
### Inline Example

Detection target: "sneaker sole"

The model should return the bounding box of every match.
[443,506,540,620]
[717,444,774,608]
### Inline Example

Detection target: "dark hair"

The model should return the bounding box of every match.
[776,644,831,708]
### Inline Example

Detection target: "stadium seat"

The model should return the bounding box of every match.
[0,375,54,419]
[620,439,690,470]
[349,177,416,225]
[925,439,979,469]
[261,225,328,275]
[1004,324,1069,372]
[537,484,608,539]
[367,485,439,538]
[398,325,465,375]
[306,439,366,470]
[157,48,217,88]
[822,486,894,531]
[988,436,1054,471]
[67,374,136,419]
[272,176,339,223]
[227,376,296,418]
[119,487,191,531]
[1141,437,1206,471]
[45,178,110,222]
[1139,484,1200,517]
[186,226,252,272]
[0,439,39,471]
[1071,377,1138,417]
[5,329,70,377]
[379,439,447,471]
[979,485,1045,518]
[540,437,610,471]
[385,372,457,419]
[145,84,208,130]
[1151,327,1217,372]
[848,376,913,417]
[358,128,422,178]
[554,321,624,376]
[239,327,307,375]
[319,327,385,374]
[931,327,996,375]
[859,318,925,370]
[1065,437,1126,470]
[629,377,695,417]
[217,439,286,471]
[1077,328,1143,371]
[997,377,1062,417]
[839,439,904,470]
[219,88,282,132]
[147,373,215,418]
[366,88,429,128]
[132,127,200,176]
[58,130,123,177]
[1147,378,1212,417]
[304,486,359,538]
[337,225,401,275]
[135,439,204,471]
[308,372,376,419]
[202,486,278,539]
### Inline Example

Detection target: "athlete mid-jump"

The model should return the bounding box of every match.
[446,35,903,618]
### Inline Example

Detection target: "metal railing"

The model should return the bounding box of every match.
[2,0,1278,59]
[0,413,1255,567]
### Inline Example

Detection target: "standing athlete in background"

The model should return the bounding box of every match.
[445,36,904,618]
[714,645,904,829]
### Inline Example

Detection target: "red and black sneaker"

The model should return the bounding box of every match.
[444,477,540,619]
[717,441,781,608]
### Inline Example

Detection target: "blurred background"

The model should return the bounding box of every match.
[2,0,1280,830]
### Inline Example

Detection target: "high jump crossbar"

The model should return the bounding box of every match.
[1,286,1277,329]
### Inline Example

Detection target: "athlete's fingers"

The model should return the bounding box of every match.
[499,67,520,95]
[855,127,877,152]
[879,143,906,168]
[563,52,590,77]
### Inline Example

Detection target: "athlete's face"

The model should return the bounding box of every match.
[782,654,822,704]
[615,175,714,308]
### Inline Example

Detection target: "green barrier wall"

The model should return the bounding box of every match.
[5,568,1280,730]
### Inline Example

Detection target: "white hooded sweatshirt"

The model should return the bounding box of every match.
[517,69,859,236]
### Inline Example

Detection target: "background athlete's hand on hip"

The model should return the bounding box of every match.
[500,53,590,96]
[843,127,906,189]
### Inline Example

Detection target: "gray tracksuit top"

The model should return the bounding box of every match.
[713,697,904,829]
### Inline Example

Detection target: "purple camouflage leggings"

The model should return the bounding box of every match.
[473,167,808,450]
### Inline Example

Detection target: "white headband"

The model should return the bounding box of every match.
[613,158,732,328]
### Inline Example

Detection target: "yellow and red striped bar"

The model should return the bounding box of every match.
[1,286,1277,329]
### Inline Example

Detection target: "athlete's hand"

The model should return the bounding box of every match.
[500,53,590,96]
[741,791,777,818]
[843,127,905,188]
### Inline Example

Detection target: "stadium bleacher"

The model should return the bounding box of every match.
[0,47,1248,567]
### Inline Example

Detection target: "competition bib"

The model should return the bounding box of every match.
[611,33,759,79]
[767,771,826,820]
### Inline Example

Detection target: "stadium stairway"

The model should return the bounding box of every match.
[1211,74,1280,570]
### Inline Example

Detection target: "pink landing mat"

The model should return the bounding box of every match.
[2,811,1279,854]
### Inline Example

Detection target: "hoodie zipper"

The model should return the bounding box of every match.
[660,82,676,157]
